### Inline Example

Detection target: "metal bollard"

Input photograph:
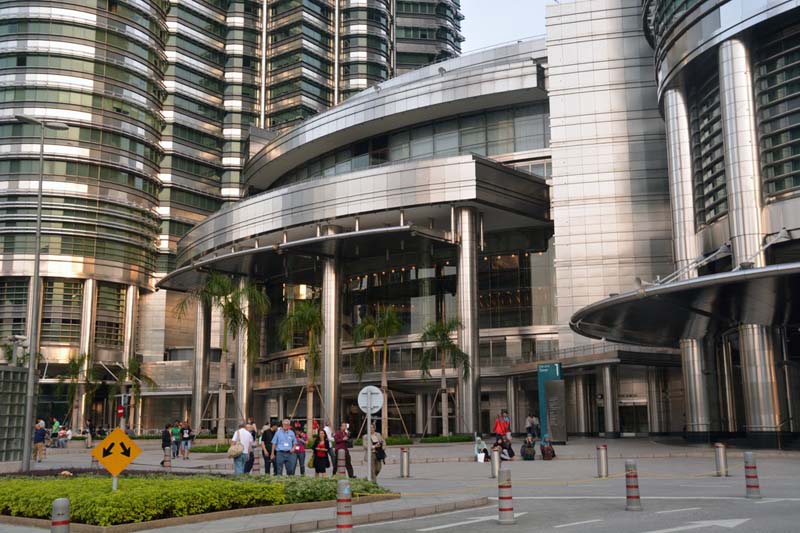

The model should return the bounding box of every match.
[162,447,172,471]
[497,468,516,525]
[336,478,353,530]
[336,449,347,477]
[624,460,643,511]
[744,451,761,499]
[252,450,261,474]
[51,497,70,533]
[490,448,500,479]
[400,447,410,478]
[714,443,728,477]
[596,444,608,478]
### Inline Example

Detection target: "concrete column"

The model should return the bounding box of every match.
[456,206,479,435]
[647,367,669,435]
[425,394,434,435]
[191,301,210,431]
[122,285,138,362]
[506,376,516,433]
[718,38,765,268]
[601,364,619,438]
[415,394,425,435]
[663,86,700,275]
[277,392,285,421]
[574,374,589,435]
[234,279,250,423]
[74,279,96,432]
[321,226,342,428]
[719,338,738,433]
[739,325,781,437]
[680,338,711,435]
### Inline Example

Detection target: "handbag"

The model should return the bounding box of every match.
[346,438,354,449]
[227,438,244,458]
[307,455,314,469]
[375,446,387,462]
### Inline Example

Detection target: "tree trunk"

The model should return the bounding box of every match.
[440,350,449,437]
[217,349,227,441]
[307,382,315,431]
[381,340,389,436]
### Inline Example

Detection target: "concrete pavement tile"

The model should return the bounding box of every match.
[390,508,416,519]
[288,520,318,532]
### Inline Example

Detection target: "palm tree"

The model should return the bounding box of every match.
[278,299,323,428]
[106,355,158,433]
[176,271,270,439]
[354,305,401,435]
[58,352,100,431]
[419,319,469,437]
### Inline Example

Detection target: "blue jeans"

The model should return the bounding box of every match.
[233,453,247,474]
[275,451,295,475]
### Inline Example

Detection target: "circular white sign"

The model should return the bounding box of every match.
[358,385,384,415]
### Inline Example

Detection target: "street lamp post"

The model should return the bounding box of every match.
[15,114,69,473]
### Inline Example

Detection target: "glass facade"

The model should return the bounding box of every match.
[689,68,726,225]
[95,282,126,349]
[41,279,83,346]
[0,278,28,339]
[756,23,800,197]
[271,103,550,189]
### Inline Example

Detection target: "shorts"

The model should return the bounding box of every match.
[181,439,191,450]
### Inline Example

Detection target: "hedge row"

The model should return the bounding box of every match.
[419,434,475,443]
[0,475,386,526]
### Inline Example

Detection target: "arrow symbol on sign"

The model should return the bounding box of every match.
[102,442,115,458]
[120,442,131,457]
[639,518,750,533]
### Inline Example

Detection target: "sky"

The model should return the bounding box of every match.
[460,0,548,53]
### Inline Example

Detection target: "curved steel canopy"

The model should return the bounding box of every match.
[570,262,800,348]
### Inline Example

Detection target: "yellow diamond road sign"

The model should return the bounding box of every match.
[91,427,141,477]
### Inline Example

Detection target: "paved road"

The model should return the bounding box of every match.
[339,455,800,533]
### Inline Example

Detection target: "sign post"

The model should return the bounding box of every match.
[537,363,563,442]
[357,385,383,482]
[90,427,142,491]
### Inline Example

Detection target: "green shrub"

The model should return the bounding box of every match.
[0,475,387,526]
[419,434,474,443]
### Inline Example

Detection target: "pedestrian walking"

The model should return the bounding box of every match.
[323,420,336,469]
[363,423,386,479]
[270,418,298,475]
[333,422,355,478]
[170,421,181,458]
[33,421,47,462]
[261,421,278,475]
[180,421,193,460]
[231,423,254,474]
[160,424,172,466]
[294,424,307,476]
[311,429,330,477]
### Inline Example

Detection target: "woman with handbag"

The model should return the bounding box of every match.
[363,424,386,480]
[310,429,330,477]
[229,423,253,474]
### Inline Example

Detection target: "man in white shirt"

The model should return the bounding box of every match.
[232,423,254,474]
[323,420,335,467]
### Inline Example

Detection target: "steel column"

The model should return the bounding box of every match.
[680,338,711,434]
[718,38,764,268]
[74,279,96,433]
[456,206,479,435]
[601,365,619,437]
[415,394,425,435]
[738,325,781,434]
[720,338,738,432]
[663,86,700,275]
[321,225,342,428]
[646,367,668,434]
[574,374,589,435]
[506,376,516,433]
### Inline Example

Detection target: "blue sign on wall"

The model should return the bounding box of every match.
[537,363,562,439]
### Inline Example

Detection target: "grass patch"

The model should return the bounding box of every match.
[189,443,229,453]
[0,475,386,526]
[419,434,474,443]
[354,436,414,447]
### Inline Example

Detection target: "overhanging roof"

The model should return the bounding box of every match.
[570,262,800,348]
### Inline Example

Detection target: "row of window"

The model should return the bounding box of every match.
[271,0,331,20]
[4,123,162,167]
[0,159,160,198]
[161,155,221,181]
[160,187,222,212]
[170,65,225,95]
[0,194,159,231]
[270,78,332,102]
[271,104,550,188]
[1,21,166,70]
[1,54,165,100]
[1,87,164,132]
[167,124,223,152]
[0,235,156,271]
[0,278,28,339]
[270,21,332,48]
[175,7,227,39]
[270,49,332,74]
[169,35,226,66]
